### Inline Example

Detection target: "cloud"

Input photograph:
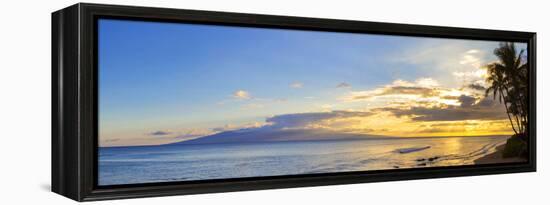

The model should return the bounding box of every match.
[172,129,216,141]
[452,69,486,79]
[242,103,265,109]
[265,111,373,129]
[392,41,494,89]
[290,82,304,89]
[175,133,204,139]
[320,104,333,111]
[344,78,441,101]
[102,138,120,142]
[382,86,439,97]
[149,131,172,136]
[428,121,481,127]
[374,98,506,122]
[211,122,267,133]
[476,96,496,107]
[211,127,226,132]
[466,49,480,54]
[99,138,121,147]
[415,78,440,87]
[440,95,459,100]
[233,90,251,99]
[467,83,486,91]
[341,77,494,110]
[418,127,446,133]
[458,95,476,107]
[336,82,351,88]
[459,53,482,68]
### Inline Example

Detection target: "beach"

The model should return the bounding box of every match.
[474,144,526,164]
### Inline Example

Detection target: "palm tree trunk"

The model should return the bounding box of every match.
[500,90,518,134]
[511,95,524,133]
[503,86,522,134]
[514,114,522,133]
[515,93,527,133]
[519,95,528,133]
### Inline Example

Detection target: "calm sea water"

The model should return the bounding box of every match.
[99,136,508,185]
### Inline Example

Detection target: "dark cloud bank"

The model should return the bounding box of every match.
[165,94,506,145]
[149,131,172,136]
[266,110,372,129]
[375,96,506,122]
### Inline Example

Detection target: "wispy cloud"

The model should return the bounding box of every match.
[102,138,120,142]
[233,90,251,100]
[392,41,494,89]
[452,69,486,79]
[211,122,267,132]
[149,131,172,136]
[319,104,333,111]
[343,78,443,102]
[242,103,265,110]
[290,82,304,89]
[174,129,215,140]
[460,49,483,68]
[98,138,121,147]
[336,82,351,88]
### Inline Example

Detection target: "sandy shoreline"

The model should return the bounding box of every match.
[474,144,526,164]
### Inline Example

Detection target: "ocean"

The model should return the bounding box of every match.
[98,136,509,186]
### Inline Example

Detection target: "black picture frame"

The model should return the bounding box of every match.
[52,3,536,201]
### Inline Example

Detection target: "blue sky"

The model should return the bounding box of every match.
[98,19,527,146]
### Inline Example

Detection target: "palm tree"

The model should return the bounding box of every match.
[485,42,528,136]
[485,63,518,134]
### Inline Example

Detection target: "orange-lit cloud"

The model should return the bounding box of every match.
[274,77,513,137]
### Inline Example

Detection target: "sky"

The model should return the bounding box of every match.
[98,19,527,147]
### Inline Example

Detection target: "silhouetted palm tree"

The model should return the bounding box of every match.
[485,42,528,136]
[485,63,518,134]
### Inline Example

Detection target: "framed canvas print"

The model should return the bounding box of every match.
[52,3,536,201]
